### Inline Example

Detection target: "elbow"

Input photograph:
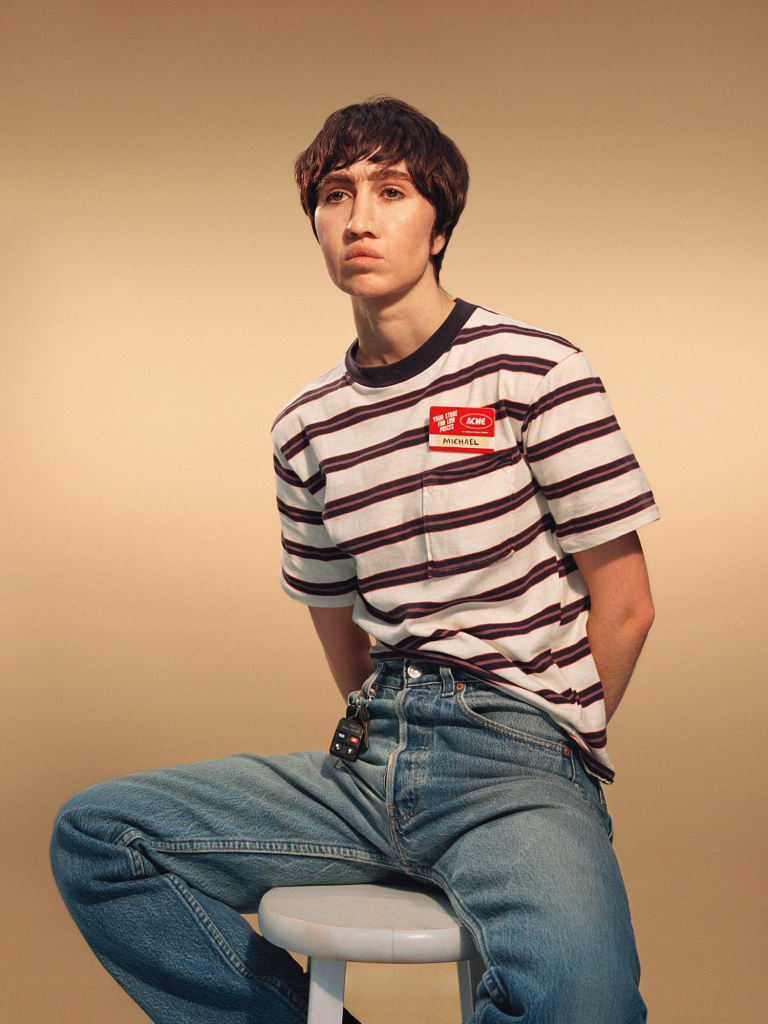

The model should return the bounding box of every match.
[589,600,655,631]
[632,602,655,632]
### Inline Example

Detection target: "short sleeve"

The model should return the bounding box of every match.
[272,439,359,607]
[521,350,660,553]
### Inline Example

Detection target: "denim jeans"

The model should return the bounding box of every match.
[50,658,647,1023]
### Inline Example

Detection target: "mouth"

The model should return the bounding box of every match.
[345,247,383,262]
[345,255,381,263]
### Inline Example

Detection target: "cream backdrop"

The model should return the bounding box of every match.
[2,1,765,1022]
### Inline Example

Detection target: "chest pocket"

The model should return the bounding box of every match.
[422,450,518,578]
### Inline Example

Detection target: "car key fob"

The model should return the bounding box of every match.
[329,713,368,762]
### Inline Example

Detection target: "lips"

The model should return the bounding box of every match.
[345,247,382,260]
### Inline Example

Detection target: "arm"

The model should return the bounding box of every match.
[571,531,656,724]
[308,605,375,702]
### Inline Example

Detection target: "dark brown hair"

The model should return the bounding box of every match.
[294,95,469,285]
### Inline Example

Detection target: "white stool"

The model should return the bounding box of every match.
[258,881,485,1024]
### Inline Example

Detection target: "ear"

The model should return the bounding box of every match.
[431,232,447,256]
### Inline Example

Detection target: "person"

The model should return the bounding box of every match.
[50,95,658,1023]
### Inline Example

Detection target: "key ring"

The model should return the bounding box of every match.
[347,685,373,720]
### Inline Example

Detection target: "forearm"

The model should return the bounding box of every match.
[585,609,654,724]
[308,606,375,701]
[327,645,375,702]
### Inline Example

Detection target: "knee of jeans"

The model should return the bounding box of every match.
[50,780,131,890]
[486,953,644,1021]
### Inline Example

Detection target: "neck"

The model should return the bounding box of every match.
[350,281,456,369]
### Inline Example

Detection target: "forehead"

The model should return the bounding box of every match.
[317,158,412,189]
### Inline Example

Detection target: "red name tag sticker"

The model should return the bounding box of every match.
[428,406,496,452]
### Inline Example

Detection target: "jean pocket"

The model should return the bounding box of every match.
[422,451,518,578]
[454,681,575,764]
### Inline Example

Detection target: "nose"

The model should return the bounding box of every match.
[345,189,377,237]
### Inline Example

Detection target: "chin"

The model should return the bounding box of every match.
[338,278,392,298]
[337,273,419,302]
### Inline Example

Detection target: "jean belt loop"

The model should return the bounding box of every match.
[361,661,385,703]
[440,665,455,697]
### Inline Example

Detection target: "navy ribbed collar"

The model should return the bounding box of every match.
[344,297,477,388]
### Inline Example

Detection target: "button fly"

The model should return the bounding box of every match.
[407,665,422,678]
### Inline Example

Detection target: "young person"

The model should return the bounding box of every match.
[51,95,658,1023]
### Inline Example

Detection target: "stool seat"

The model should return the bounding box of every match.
[258,881,478,963]
[258,881,485,1024]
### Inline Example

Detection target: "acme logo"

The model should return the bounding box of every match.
[459,413,492,429]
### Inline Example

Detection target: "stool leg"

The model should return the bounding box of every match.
[457,956,485,1022]
[307,955,347,1024]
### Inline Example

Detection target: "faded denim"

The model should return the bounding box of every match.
[50,657,647,1023]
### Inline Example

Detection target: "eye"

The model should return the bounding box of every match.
[321,185,405,204]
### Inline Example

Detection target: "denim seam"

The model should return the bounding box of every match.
[112,830,314,1007]
[389,771,428,824]
[163,872,259,979]
[566,773,614,843]
[116,828,397,869]
[388,699,434,824]
[115,829,149,878]
[388,826,411,874]
[260,974,310,1017]
[426,865,498,993]
[155,885,333,1005]
[390,803,419,824]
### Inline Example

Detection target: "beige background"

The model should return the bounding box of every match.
[2,1,765,1021]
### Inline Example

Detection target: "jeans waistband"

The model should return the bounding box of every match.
[367,656,481,695]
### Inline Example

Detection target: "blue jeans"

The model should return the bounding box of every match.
[50,658,647,1023]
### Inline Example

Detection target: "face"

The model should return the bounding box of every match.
[313,156,446,301]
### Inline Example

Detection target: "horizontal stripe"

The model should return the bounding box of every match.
[282,354,558,465]
[271,299,660,785]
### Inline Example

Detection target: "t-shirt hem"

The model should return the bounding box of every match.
[558,504,660,553]
[279,574,358,608]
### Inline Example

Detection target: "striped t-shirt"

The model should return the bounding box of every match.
[270,297,660,784]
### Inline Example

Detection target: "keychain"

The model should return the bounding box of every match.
[329,693,370,764]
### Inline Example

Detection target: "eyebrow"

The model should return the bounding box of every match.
[317,167,413,191]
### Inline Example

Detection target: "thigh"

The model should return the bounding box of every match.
[55,748,405,913]
[430,770,643,1021]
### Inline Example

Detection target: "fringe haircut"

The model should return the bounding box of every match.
[294,95,469,284]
